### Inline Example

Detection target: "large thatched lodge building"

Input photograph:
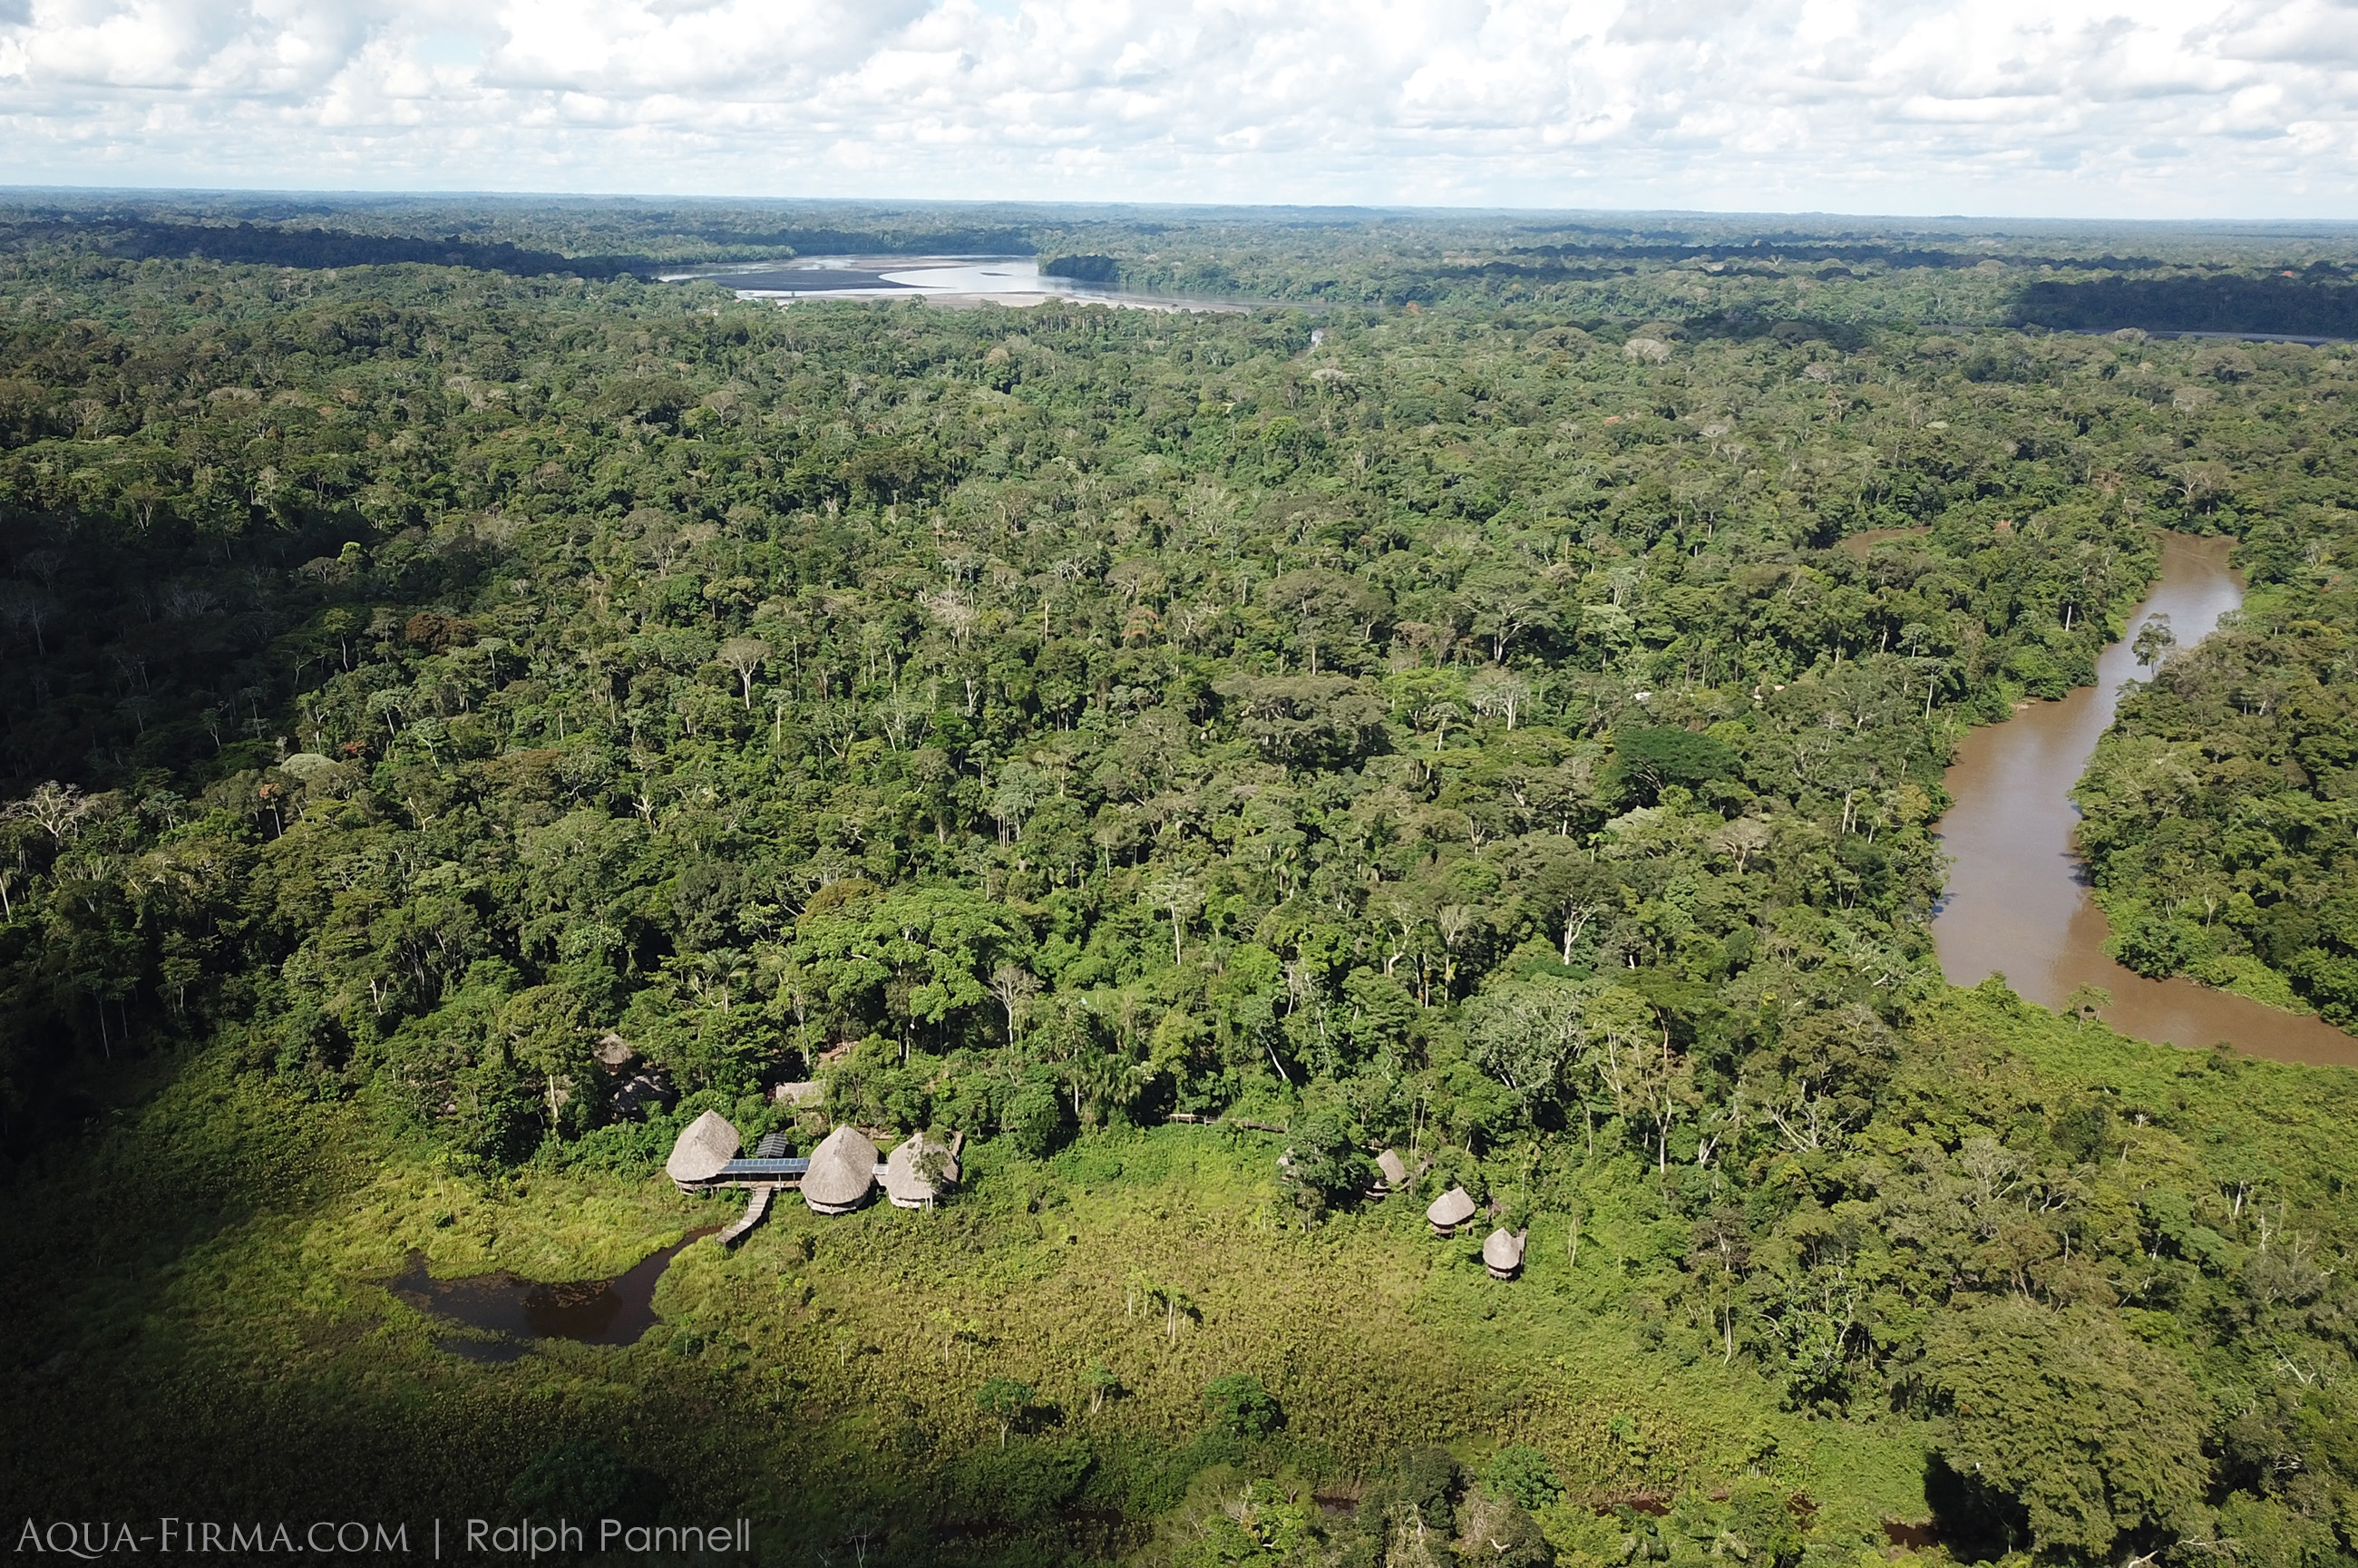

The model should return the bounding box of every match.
[673,1111,1522,1286]
[664,1111,959,1244]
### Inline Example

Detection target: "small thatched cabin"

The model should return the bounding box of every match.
[882,1133,959,1210]
[803,1126,881,1214]
[1427,1185,1478,1237]
[1369,1148,1408,1197]
[1483,1227,1529,1280]
[667,1109,742,1193]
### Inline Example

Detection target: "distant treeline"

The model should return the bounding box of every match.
[2,219,658,279]
[0,218,1043,280]
[1493,241,2173,271]
[2014,272,2358,338]
[1041,254,1120,283]
[15,207,2358,345]
[695,226,1037,256]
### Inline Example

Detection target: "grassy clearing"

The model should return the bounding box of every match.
[15,988,2349,1563]
[0,1040,1939,1564]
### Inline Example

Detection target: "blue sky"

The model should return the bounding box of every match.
[4,0,2357,218]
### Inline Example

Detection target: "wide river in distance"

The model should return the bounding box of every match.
[1930,531,2358,1068]
[657,256,1249,314]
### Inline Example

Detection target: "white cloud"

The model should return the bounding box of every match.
[1,0,2355,215]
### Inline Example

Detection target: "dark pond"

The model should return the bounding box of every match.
[388,1229,715,1362]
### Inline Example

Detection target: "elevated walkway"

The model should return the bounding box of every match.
[715,1183,775,1248]
[665,1118,912,1242]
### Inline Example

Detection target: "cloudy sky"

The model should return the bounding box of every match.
[3,0,2356,217]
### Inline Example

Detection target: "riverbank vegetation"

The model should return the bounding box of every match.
[2062,346,2358,1024]
[3,202,2357,1565]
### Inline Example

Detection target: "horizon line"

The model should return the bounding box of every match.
[8,184,2358,233]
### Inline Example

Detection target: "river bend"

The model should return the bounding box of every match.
[1929,531,2358,1067]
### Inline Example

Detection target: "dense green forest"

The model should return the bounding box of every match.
[4,200,2358,1568]
[2072,483,2358,1023]
[15,190,2358,327]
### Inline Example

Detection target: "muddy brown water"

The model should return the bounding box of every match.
[388,1228,716,1361]
[1930,531,2358,1067]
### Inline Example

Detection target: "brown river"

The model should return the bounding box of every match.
[1930,531,2358,1068]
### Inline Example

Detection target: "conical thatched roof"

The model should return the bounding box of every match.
[882,1134,952,1209]
[802,1125,880,1213]
[1376,1149,1408,1187]
[1427,1185,1477,1231]
[1483,1228,1528,1277]
[593,1031,638,1071]
[666,1109,740,1186]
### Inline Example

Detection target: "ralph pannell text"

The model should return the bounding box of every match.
[15,1517,754,1557]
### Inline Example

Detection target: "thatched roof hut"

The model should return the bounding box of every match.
[802,1125,881,1214]
[593,1032,638,1072]
[1427,1185,1478,1236]
[1375,1149,1408,1189]
[773,1079,823,1107]
[1483,1228,1529,1280]
[666,1109,741,1191]
[882,1133,955,1209]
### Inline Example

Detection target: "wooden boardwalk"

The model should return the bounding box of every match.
[716,1183,775,1248]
